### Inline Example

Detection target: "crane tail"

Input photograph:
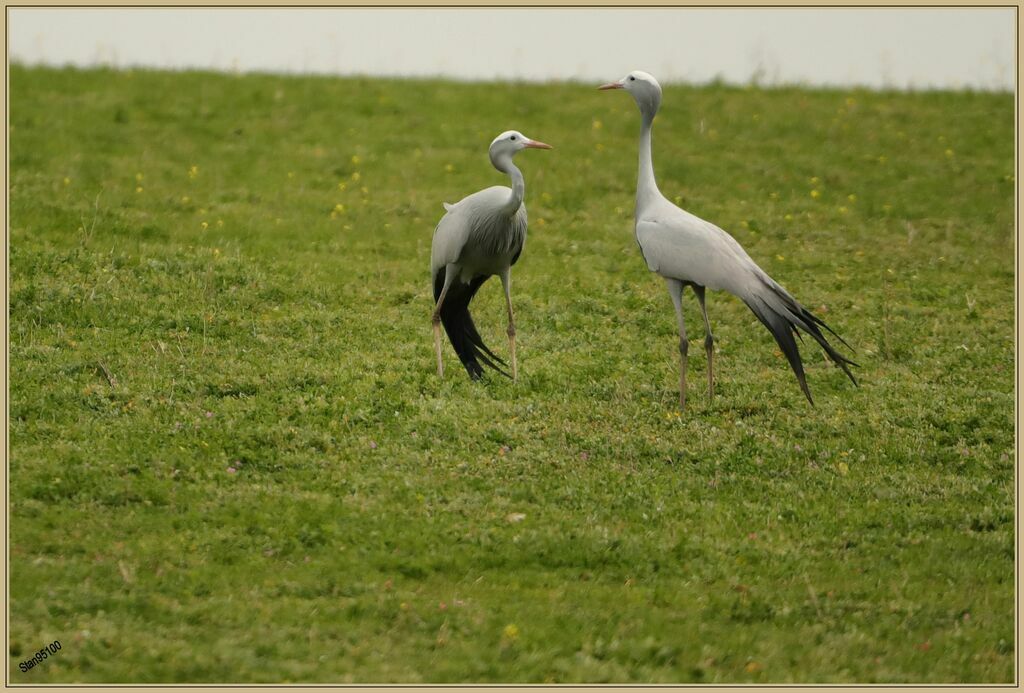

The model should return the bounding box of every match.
[745,297,815,405]
[434,270,511,380]
[743,277,858,404]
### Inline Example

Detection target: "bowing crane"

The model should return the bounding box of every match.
[430,130,552,381]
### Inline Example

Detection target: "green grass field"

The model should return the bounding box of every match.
[8,65,1015,683]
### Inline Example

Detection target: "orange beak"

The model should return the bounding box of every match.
[525,139,553,150]
[598,81,624,90]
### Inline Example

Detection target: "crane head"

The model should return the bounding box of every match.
[488,130,552,169]
[599,70,662,117]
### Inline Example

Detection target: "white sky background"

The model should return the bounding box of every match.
[8,7,1016,91]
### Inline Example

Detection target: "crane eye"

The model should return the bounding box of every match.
[510,135,517,140]
[629,76,636,81]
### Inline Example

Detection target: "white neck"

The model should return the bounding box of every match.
[494,156,525,215]
[636,111,661,212]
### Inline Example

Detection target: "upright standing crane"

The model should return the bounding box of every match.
[600,70,856,408]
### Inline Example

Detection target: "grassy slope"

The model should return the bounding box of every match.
[8,65,1015,683]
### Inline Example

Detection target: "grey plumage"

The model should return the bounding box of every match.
[466,199,528,262]
[430,131,551,381]
[432,186,528,283]
[601,70,856,408]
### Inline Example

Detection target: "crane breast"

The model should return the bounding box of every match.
[465,203,527,260]
[432,187,528,279]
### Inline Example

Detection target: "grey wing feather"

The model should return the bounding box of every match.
[635,211,761,297]
[431,206,471,280]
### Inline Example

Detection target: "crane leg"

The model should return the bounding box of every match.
[666,278,689,410]
[693,285,715,399]
[499,269,518,382]
[432,267,457,378]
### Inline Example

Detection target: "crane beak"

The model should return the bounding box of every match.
[598,81,624,90]
[525,139,553,150]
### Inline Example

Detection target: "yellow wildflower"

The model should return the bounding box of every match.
[135,186,143,193]
[351,154,361,165]
[63,177,71,186]
[351,171,361,181]
[200,221,209,230]
[503,624,519,641]
[135,172,143,182]
[810,190,820,199]
[188,165,199,179]
[338,182,347,192]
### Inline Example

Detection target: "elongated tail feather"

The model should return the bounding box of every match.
[743,277,858,405]
[434,270,511,380]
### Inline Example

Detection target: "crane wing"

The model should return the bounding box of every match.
[635,208,761,296]
[431,207,471,278]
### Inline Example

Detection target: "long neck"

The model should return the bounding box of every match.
[637,111,661,210]
[498,160,525,215]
